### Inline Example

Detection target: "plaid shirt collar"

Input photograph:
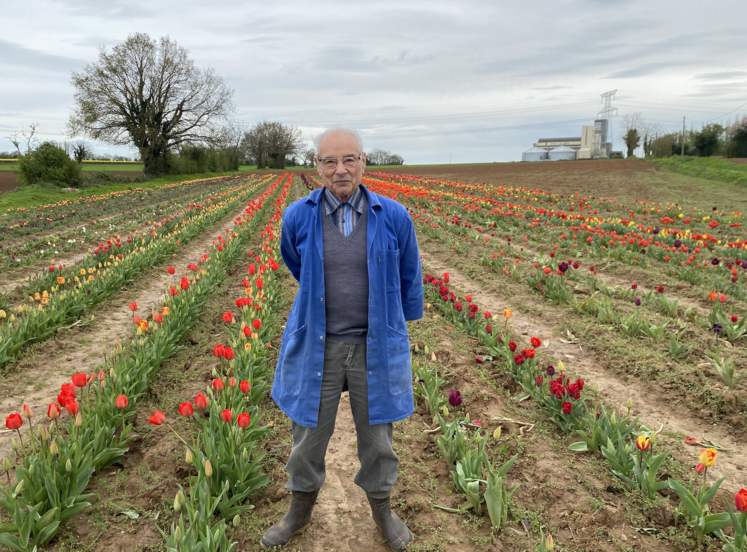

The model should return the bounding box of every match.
[323,186,366,216]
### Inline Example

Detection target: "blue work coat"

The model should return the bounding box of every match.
[272,184,423,427]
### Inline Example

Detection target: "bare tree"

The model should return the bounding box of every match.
[621,113,645,157]
[7,123,40,155]
[241,121,304,169]
[68,32,234,176]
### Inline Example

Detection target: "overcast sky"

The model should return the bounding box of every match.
[1,0,746,163]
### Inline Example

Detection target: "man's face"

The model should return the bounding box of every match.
[315,130,366,202]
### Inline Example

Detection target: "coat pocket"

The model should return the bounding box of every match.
[381,249,400,293]
[279,324,307,396]
[386,325,411,396]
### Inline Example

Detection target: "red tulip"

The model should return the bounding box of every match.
[240,381,250,393]
[167,267,175,275]
[536,376,543,387]
[695,463,706,475]
[736,489,747,512]
[212,378,226,392]
[222,312,233,323]
[514,354,525,365]
[22,404,33,419]
[562,402,573,415]
[47,403,61,419]
[169,287,179,296]
[248,264,256,275]
[194,393,208,409]
[530,337,541,348]
[65,400,80,415]
[237,413,251,428]
[5,413,22,430]
[129,302,137,311]
[255,279,264,290]
[115,395,128,409]
[224,347,235,361]
[213,344,225,358]
[719,294,726,303]
[657,285,664,293]
[508,342,517,352]
[71,372,88,388]
[465,295,472,302]
[221,409,233,422]
[178,402,194,417]
[149,411,165,425]
[229,377,237,389]
[180,277,190,290]
[252,319,262,330]
[242,326,252,337]
[442,273,450,284]
[484,311,491,319]
[732,316,739,323]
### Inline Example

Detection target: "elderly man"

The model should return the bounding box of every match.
[262,128,422,551]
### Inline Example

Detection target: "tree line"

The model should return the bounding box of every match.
[621,112,747,159]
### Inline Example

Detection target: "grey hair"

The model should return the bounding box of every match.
[313,127,364,156]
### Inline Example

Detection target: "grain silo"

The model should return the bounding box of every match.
[547,146,577,161]
[521,147,548,162]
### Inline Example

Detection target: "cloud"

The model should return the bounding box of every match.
[695,71,747,80]
[0,39,84,73]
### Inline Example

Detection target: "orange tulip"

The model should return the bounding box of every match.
[699,448,717,467]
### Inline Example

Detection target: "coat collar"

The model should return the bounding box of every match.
[306,184,381,209]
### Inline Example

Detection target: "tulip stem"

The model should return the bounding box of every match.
[14,429,26,459]
[27,418,38,456]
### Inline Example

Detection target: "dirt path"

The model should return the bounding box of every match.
[420,249,747,494]
[0,199,257,460]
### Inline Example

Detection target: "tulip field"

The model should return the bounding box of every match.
[2,161,747,551]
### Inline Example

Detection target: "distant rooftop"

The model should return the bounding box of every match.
[536,137,582,142]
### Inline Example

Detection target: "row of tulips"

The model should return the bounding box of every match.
[0,175,249,270]
[1,175,246,239]
[365,174,747,305]
[0,175,273,368]
[152,174,292,551]
[420,268,747,550]
[0,175,286,551]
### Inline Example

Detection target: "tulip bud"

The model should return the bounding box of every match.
[204,459,213,477]
[214,528,221,541]
[14,480,24,495]
[441,405,449,418]
[42,427,50,442]
[11,438,18,452]
[545,534,554,550]
[493,426,502,440]
[558,360,565,372]
[66,459,73,472]
[174,526,182,541]
[29,463,35,476]
[431,352,437,362]
[233,514,241,527]
[174,495,181,511]
[212,368,218,377]
[50,441,59,455]
[242,448,249,462]
[626,397,633,410]
[424,345,430,355]
[176,490,186,506]
[75,413,82,427]
[3,457,11,472]
[185,449,193,465]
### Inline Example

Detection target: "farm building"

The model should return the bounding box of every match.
[547,146,577,161]
[523,119,612,161]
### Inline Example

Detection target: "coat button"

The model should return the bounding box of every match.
[320,336,324,340]
[320,297,324,301]
[368,371,372,375]
[317,372,321,376]
[368,336,372,341]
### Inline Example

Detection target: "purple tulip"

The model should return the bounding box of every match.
[546,365,555,376]
[635,298,641,306]
[674,239,682,248]
[713,323,723,334]
[742,260,747,269]
[558,262,569,273]
[652,228,660,235]
[712,258,720,266]
[448,389,462,407]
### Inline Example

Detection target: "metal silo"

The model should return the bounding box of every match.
[521,147,548,162]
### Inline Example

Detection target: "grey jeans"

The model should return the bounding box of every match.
[284,337,399,499]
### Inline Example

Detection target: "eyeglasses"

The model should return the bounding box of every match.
[317,155,362,169]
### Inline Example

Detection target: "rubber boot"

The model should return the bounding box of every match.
[366,494,413,552]
[260,489,319,550]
